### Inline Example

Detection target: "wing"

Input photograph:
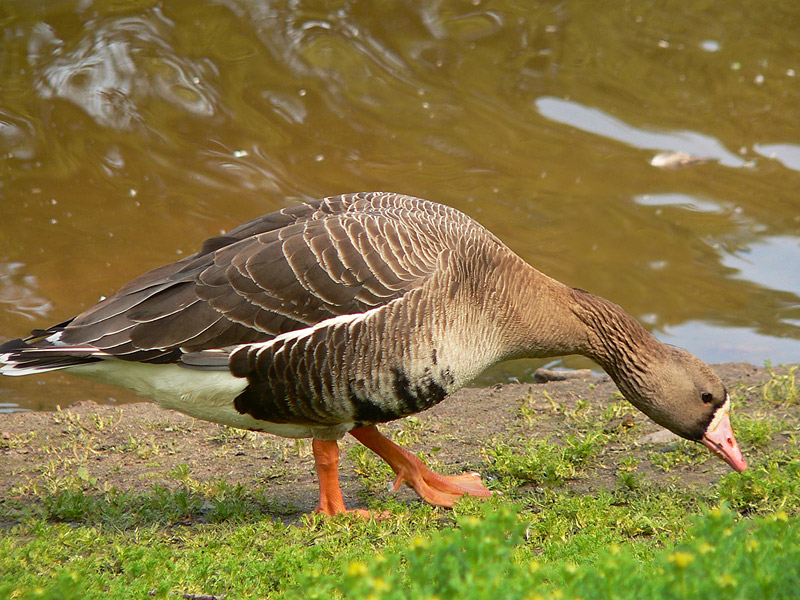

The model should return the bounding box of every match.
[45,193,447,362]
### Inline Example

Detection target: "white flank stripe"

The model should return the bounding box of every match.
[251,309,374,357]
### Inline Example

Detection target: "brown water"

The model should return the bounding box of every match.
[1,1,799,412]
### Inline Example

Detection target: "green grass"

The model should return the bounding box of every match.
[4,452,800,599]
[304,505,800,600]
[2,366,799,599]
[487,430,607,487]
[2,489,799,600]
[762,363,798,404]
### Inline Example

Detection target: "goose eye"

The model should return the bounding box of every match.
[701,392,713,404]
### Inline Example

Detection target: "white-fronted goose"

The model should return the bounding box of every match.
[0,192,746,515]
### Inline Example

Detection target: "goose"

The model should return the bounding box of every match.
[0,192,746,515]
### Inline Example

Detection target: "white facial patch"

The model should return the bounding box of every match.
[706,394,731,433]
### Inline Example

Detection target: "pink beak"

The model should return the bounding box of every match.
[701,409,747,472]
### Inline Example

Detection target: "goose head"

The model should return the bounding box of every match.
[618,345,747,472]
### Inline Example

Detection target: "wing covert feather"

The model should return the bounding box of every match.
[55,193,461,361]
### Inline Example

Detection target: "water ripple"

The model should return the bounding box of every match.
[34,13,217,129]
[535,96,748,167]
[0,262,53,321]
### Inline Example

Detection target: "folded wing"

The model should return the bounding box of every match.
[39,193,445,364]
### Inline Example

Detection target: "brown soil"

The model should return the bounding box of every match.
[0,362,792,519]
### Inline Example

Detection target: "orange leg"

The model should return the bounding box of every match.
[349,424,492,508]
[312,438,371,517]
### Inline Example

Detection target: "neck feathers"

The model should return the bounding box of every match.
[567,287,666,398]
[440,237,667,401]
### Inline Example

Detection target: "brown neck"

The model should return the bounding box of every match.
[566,287,668,403]
[501,261,666,402]
[493,259,596,359]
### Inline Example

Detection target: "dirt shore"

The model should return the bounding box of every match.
[0,362,791,518]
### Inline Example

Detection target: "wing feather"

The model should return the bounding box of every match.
[49,193,457,362]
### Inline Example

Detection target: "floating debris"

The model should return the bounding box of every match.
[650,151,711,170]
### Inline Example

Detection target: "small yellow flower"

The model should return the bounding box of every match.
[716,573,738,588]
[709,507,723,519]
[668,551,695,569]
[347,561,368,577]
[775,510,789,522]
[746,539,760,553]
[528,560,541,572]
[370,577,390,592]
[698,542,715,555]
[410,536,429,549]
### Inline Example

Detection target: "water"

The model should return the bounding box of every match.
[1,0,798,411]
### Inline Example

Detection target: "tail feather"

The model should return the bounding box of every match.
[0,343,105,376]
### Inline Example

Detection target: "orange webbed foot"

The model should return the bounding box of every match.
[350,425,492,508]
[388,461,492,507]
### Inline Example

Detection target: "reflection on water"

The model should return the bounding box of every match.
[0,0,799,411]
[634,193,725,214]
[661,321,800,365]
[753,144,800,172]
[535,96,748,168]
[723,236,800,296]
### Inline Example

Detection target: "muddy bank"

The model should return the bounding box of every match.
[0,362,792,518]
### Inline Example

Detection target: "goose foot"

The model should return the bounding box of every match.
[349,425,492,508]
